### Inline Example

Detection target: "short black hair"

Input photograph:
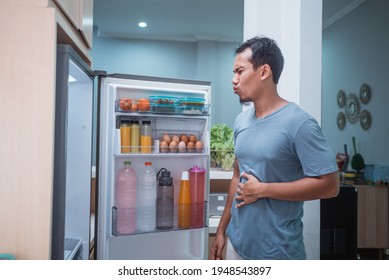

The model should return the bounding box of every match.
[235,36,284,84]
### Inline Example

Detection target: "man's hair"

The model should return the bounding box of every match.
[235,36,284,84]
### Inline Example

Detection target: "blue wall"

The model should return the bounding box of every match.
[322,0,389,166]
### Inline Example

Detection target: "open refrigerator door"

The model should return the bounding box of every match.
[96,74,211,260]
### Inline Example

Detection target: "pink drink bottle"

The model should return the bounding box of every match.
[116,160,137,234]
[189,165,206,228]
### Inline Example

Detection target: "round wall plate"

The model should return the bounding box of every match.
[360,110,372,130]
[359,84,371,104]
[345,93,360,123]
[337,112,346,130]
[337,90,346,108]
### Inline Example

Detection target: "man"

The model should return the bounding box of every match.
[210,36,339,260]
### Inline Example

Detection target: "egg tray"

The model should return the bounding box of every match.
[158,146,206,154]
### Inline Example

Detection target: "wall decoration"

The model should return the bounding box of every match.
[360,110,372,131]
[337,90,346,108]
[345,93,360,124]
[359,83,371,104]
[337,112,346,130]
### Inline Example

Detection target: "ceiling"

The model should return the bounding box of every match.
[93,0,364,42]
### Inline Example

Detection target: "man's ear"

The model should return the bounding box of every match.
[260,64,271,80]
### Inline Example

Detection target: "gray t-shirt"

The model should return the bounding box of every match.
[226,102,338,259]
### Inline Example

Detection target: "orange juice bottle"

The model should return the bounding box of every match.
[178,171,191,228]
[140,120,152,153]
[120,120,131,153]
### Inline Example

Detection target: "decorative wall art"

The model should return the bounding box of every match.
[359,84,371,105]
[336,83,372,130]
[345,93,360,124]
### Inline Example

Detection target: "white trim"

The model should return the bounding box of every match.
[323,0,367,30]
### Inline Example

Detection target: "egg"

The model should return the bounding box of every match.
[159,140,168,153]
[195,140,203,152]
[186,141,195,152]
[178,141,187,153]
[162,133,171,144]
[189,134,197,143]
[169,140,178,152]
[171,135,180,143]
[180,134,189,144]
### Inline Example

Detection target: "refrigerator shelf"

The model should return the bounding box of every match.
[111,202,208,236]
[116,146,208,156]
[115,99,210,116]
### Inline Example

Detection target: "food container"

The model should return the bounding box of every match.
[176,104,209,115]
[176,97,205,106]
[148,95,177,113]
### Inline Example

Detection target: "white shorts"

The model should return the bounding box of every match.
[226,238,244,260]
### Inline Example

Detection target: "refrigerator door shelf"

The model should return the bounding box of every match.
[111,202,208,236]
[108,227,208,260]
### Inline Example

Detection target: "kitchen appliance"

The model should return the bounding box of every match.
[95,74,211,259]
[52,45,94,260]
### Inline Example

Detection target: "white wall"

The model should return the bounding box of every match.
[322,0,389,166]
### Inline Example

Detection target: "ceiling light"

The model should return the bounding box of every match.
[138,22,147,28]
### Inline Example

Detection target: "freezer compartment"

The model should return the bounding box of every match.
[108,227,207,259]
[111,202,208,236]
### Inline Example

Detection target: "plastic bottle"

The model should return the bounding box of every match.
[189,165,206,228]
[130,120,140,153]
[156,168,174,229]
[120,119,131,153]
[140,120,152,153]
[115,161,137,235]
[137,161,157,232]
[178,171,191,229]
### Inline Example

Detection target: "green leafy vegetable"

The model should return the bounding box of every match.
[210,123,235,170]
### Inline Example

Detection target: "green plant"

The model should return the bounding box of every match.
[210,123,235,170]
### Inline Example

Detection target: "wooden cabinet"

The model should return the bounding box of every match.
[355,185,389,249]
[0,0,93,259]
[54,0,93,50]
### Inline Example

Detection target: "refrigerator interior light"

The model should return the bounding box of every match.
[68,74,77,83]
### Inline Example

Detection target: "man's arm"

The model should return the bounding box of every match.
[210,159,240,260]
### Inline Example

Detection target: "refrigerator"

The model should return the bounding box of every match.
[52,45,94,260]
[95,74,212,259]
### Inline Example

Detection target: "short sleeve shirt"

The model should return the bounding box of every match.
[226,102,338,259]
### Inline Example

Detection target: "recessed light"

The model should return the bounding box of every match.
[138,22,147,28]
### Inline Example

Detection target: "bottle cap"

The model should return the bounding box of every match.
[158,170,173,186]
[189,165,206,173]
[142,120,151,124]
[124,160,131,166]
[145,161,152,166]
[181,171,189,181]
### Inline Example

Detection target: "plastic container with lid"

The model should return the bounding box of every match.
[156,168,174,229]
[148,96,177,113]
[115,161,137,235]
[137,161,157,232]
[188,165,206,228]
[178,171,191,229]
[130,120,140,153]
[140,120,152,153]
[120,119,131,153]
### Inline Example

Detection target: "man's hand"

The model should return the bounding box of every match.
[235,172,267,208]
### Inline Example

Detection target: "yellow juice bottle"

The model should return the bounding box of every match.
[178,171,191,228]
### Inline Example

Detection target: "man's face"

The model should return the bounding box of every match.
[232,48,263,103]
